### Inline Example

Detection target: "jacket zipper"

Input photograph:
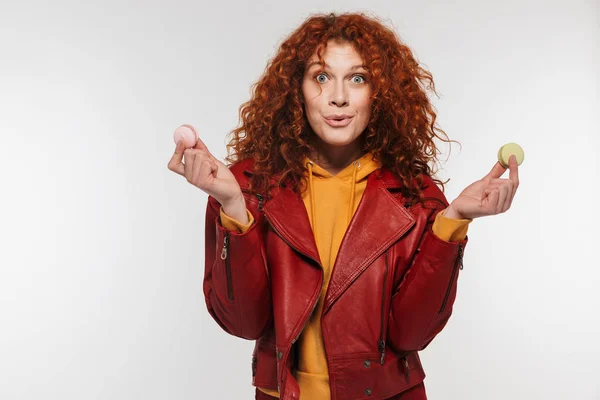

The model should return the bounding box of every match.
[438,243,464,314]
[251,355,257,377]
[235,192,319,397]
[378,250,389,365]
[403,356,410,378]
[219,191,265,302]
[220,231,234,300]
[256,193,264,212]
[241,189,266,212]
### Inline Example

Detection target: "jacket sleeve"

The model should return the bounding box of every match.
[203,195,272,340]
[220,207,255,233]
[387,201,469,354]
[431,208,472,242]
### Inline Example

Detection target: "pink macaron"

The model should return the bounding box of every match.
[173,124,198,148]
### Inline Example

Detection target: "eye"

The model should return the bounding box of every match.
[313,73,367,84]
[315,73,328,83]
[352,75,366,84]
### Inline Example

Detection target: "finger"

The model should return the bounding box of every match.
[192,136,203,150]
[502,184,512,212]
[183,148,196,182]
[167,140,186,176]
[505,156,519,210]
[497,184,509,214]
[504,180,515,212]
[483,161,508,181]
[189,131,214,159]
[484,188,499,215]
[184,148,212,160]
[489,180,514,210]
[202,160,220,187]
[507,179,519,210]
[485,179,508,189]
[508,154,520,189]
[194,140,221,166]
[193,155,218,186]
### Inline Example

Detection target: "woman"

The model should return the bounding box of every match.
[168,12,519,400]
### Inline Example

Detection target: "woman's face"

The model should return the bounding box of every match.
[301,40,372,156]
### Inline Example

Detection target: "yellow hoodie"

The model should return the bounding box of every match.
[219,151,471,399]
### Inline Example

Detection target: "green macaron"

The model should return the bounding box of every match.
[497,142,524,168]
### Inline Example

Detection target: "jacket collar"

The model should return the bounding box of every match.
[243,162,410,189]
[245,163,417,312]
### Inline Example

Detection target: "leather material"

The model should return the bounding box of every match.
[203,158,468,400]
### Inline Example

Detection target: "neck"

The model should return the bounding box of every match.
[308,138,365,175]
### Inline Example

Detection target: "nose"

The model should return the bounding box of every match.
[328,81,348,107]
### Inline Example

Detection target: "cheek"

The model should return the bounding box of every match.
[355,102,370,119]
[359,100,373,120]
[303,95,323,120]
[305,102,321,123]
[352,92,371,112]
[301,80,320,105]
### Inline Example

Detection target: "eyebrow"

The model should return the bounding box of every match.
[306,62,368,71]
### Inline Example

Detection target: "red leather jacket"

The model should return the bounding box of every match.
[203,158,468,400]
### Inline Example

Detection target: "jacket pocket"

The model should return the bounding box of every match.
[378,250,393,365]
[438,243,464,314]
[328,350,425,400]
[220,231,234,300]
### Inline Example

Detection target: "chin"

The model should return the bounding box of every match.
[324,135,360,147]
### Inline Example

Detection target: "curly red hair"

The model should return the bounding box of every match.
[224,11,459,204]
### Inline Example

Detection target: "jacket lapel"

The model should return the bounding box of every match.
[322,172,415,313]
[262,187,322,267]
[246,164,417,313]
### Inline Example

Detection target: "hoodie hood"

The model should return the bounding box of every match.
[302,151,382,246]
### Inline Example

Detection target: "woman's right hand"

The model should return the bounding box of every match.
[167,137,243,207]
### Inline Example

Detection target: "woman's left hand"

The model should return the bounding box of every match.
[445,155,520,220]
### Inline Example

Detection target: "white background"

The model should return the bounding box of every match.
[1,0,599,399]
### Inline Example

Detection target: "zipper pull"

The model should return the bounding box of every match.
[378,340,386,365]
[257,194,264,212]
[220,233,229,260]
[458,244,464,270]
[403,356,410,377]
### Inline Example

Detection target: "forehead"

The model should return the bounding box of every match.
[307,41,365,69]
